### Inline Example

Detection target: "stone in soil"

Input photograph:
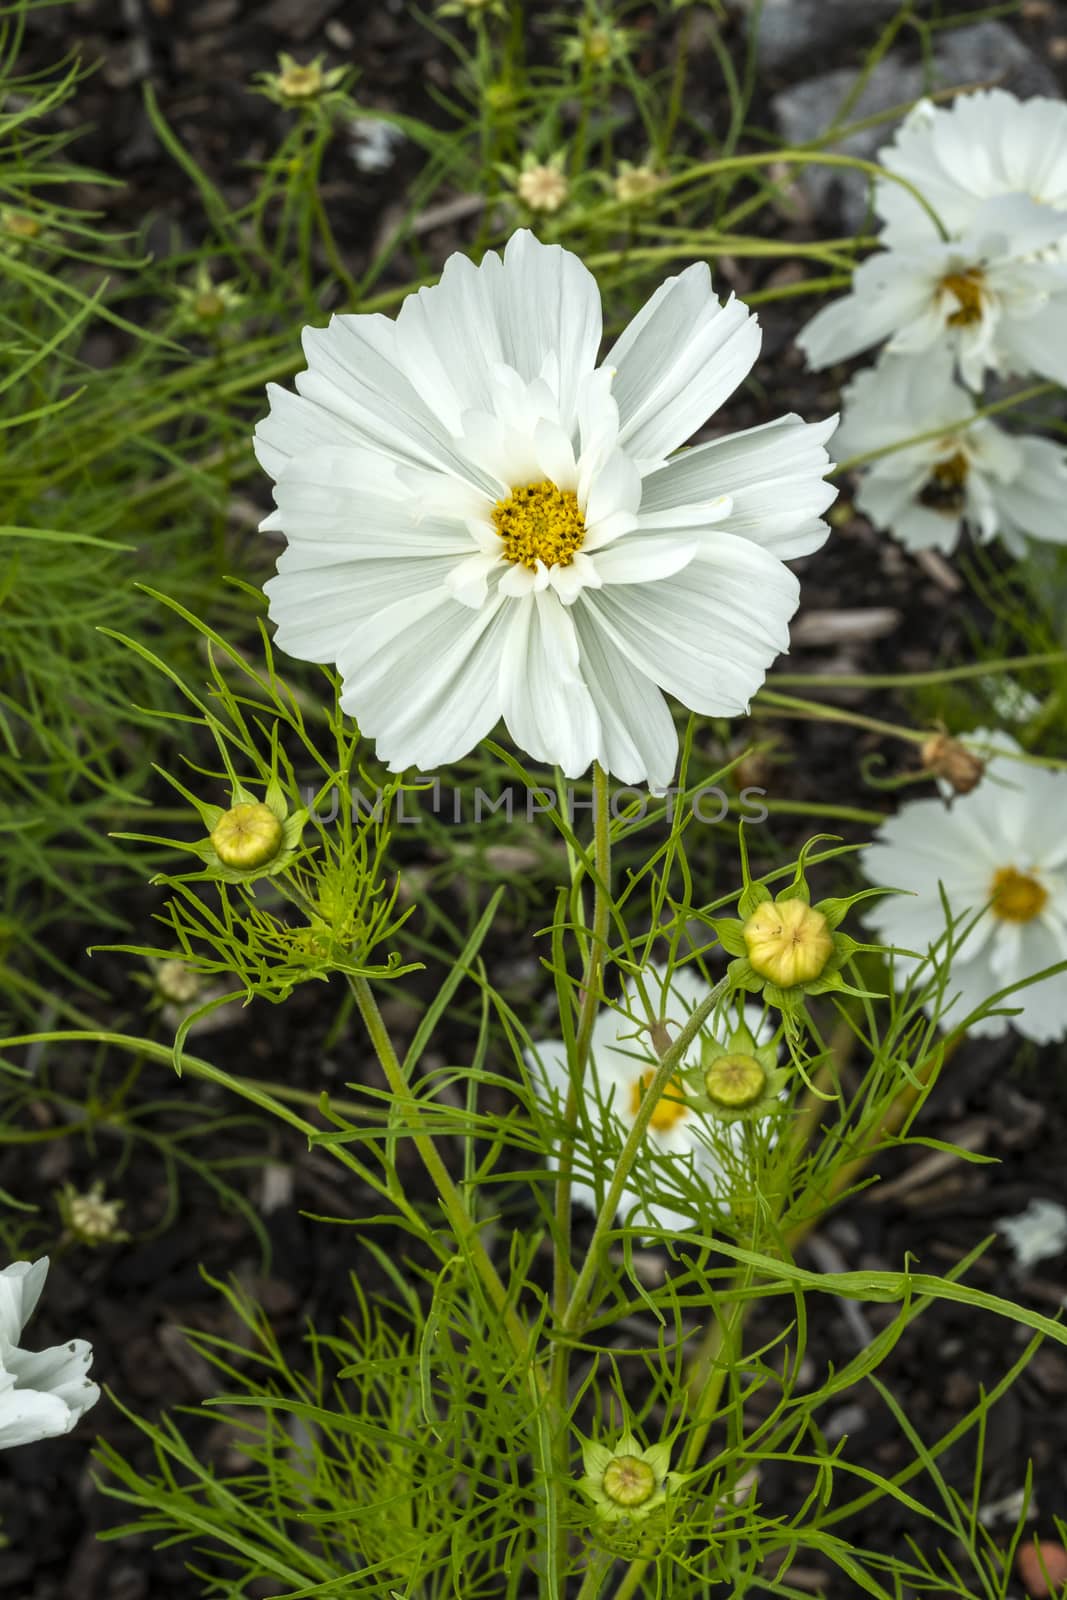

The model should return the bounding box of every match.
[739,0,904,74]
[771,21,1062,233]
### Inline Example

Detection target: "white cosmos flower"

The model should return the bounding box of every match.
[527,964,775,1237]
[256,230,836,791]
[797,194,1067,392]
[874,92,1067,248]
[835,351,1067,555]
[862,732,1067,1044]
[0,1257,100,1449]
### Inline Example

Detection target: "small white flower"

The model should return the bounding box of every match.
[0,1258,100,1449]
[995,1198,1067,1271]
[862,731,1067,1043]
[835,351,1067,555]
[256,230,836,791]
[874,91,1067,248]
[347,117,404,174]
[798,194,1067,391]
[527,964,774,1237]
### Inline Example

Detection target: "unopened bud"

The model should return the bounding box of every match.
[602,1454,657,1508]
[211,802,283,869]
[704,1053,767,1110]
[743,898,832,988]
[921,732,984,795]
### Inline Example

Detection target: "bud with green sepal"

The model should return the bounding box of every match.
[576,1430,690,1524]
[121,769,308,888]
[707,832,889,1036]
[682,1015,789,1123]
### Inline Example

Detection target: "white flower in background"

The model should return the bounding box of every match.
[347,117,405,174]
[797,194,1067,391]
[873,91,1067,247]
[835,352,1067,555]
[995,1197,1067,1271]
[862,732,1067,1044]
[527,964,775,1236]
[256,230,836,790]
[0,1258,100,1449]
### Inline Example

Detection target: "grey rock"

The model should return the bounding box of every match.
[771,22,1063,232]
[742,0,903,75]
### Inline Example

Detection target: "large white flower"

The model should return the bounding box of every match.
[835,352,1067,555]
[862,733,1067,1044]
[527,964,776,1237]
[797,194,1067,391]
[256,230,836,790]
[0,1258,100,1449]
[873,91,1067,247]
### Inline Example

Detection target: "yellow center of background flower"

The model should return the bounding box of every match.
[919,451,969,514]
[941,270,985,326]
[990,865,1047,923]
[630,1071,688,1131]
[704,1053,767,1109]
[492,482,585,569]
[602,1454,657,1506]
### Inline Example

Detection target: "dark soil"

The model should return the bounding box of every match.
[5,3,1067,1598]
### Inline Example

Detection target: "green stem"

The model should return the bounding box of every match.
[550,762,612,1597]
[347,974,539,1385]
[560,975,730,1338]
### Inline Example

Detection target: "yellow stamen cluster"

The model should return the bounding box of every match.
[919,450,969,514]
[630,1070,688,1132]
[704,1053,767,1111]
[941,270,985,326]
[492,482,585,570]
[743,898,833,988]
[990,866,1048,923]
[211,802,284,869]
[602,1454,657,1507]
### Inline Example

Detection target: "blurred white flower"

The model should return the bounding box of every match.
[862,732,1067,1043]
[874,91,1067,248]
[527,964,775,1237]
[347,117,404,174]
[835,351,1067,555]
[257,230,835,789]
[798,194,1067,391]
[0,1258,100,1449]
[995,1197,1067,1271]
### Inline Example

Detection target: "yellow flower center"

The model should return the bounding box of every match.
[211,802,284,869]
[919,450,969,514]
[990,866,1048,923]
[704,1053,767,1110]
[602,1454,657,1507]
[492,481,585,570]
[941,270,985,326]
[743,898,833,988]
[630,1070,688,1132]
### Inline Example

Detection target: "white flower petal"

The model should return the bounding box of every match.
[500,593,600,777]
[571,607,678,791]
[639,414,836,559]
[605,265,761,462]
[583,531,798,716]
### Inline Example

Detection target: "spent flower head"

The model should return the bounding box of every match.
[513,151,570,214]
[57,1182,128,1248]
[613,161,662,205]
[175,263,245,330]
[257,52,347,109]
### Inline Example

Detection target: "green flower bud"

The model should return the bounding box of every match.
[210,802,284,869]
